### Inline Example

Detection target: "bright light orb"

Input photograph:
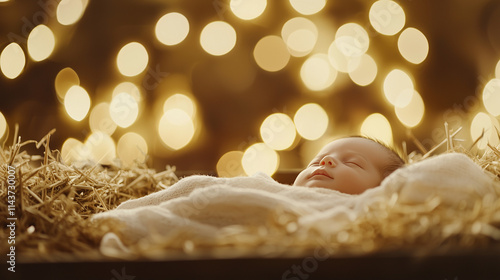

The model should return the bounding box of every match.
[294,103,329,140]
[61,138,87,164]
[158,108,195,150]
[117,132,148,168]
[109,92,139,128]
[64,85,91,121]
[360,113,393,145]
[281,17,318,57]
[289,0,326,15]
[216,151,246,177]
[89,103,117,135]
[369,0,406,36]
[395,90,425,128]
[300,54,337,91]
[398,27,429,64]
[253,35,290,72]
[470,112,500,150]
[260,113,296,151]
[383,69,414,108]
[85,131,116,165]
[0,111,7,140]
[155,12,189,46]
[335,23,370,58]
[113,82,142,102]
[328,41,361,73]
[116,42,149,77]
[0,43,25,79]
[200,21,237,56]
[27,24,55,62]
[348,53,378,86]
[242,143,279,176]
[482,78,500,116]
[230,0,267,20]
[55,67,80,101]
[495,59,500,79]
[57,0,85,25]
[163,93,196,118]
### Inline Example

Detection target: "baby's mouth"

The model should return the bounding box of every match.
[310,169,333,179]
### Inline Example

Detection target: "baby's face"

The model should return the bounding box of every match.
[293,137,389,194]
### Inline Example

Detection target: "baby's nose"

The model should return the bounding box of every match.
[320,156,336,167]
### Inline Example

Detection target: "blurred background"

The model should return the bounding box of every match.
[0,0,499,178]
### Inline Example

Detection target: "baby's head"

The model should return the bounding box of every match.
[293,136,405,194]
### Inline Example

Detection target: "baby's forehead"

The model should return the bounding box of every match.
[316,138,390,163]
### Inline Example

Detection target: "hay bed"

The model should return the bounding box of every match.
[1,129,500,262]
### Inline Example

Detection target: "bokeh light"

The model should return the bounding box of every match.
[27,25,55,62]
[281,17,318,57]
[89,103,117,135]
[216,151,246,177]
[383,69,414,107]
[260,113,296,151]
[328,40,361,73]
[369,0,406,36]
[0,111,7,140]
[230,0,267,20]
[200,21,237,56]
[117,132,148,168]
[158,108,195,150]
[109,92,139,128]
[64,85,91,121]
[470,112,500,150]
[395,90,425,127]
[495,59,500,79]
[155,12,189,46]
[163,93,196,118]
[253,35,290,72]
[360,113,393,145]
[61,138,87,164]
[289,0,326,15]
[294,103,329,140]
[0,43,25,79]
[112,82,142,102]
[55,67,80,102]
[85,131,116,165]
[242,143,279,176]
[482,78,500,116]
[335,23,370,58]
[116,42,149,77]
[301,53,337,91]
[348,53,378,86]
[398,27,429,64]
[57,0,86,26]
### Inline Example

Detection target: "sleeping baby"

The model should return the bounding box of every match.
[294,136,405,194]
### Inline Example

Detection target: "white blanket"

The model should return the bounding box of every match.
[92,153,499,257]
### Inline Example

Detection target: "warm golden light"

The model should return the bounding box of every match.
[348,53,378,86]
[253,35,290,72]
[64,85,91,121]
[230,0,267,20]
[281,17,318,57]
[328,41,361,73]
[27,24,55,62]
[109,92,139,128]
[369,0,406,36]
[300,54,337,91]
[294,103,329,140]
[155,12,189,46]
[113,82,142,102]
[496,59,500,79]
[216,151,246,177]
[158,109,195,150]
[0,111,7,140]
[163,93,196,118]
[85,131,116,165]
[289,0,326,15]
[116,42,149,77]
[335,23,370,57]
[242,143,279,176]
[470,112,500,150]
[395,90,425,128]
[482,78,500,116]
[89,103,117,135]
[260,113,296,151]
[200,21,237,56]
[398,27,429,64]
[55,67,80,101]
[383,69,414,107]
[117,132,148,168]
[1,43,25,79]
[61,138,87,164]
[360,113,393,145]
[57,0,86,25]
